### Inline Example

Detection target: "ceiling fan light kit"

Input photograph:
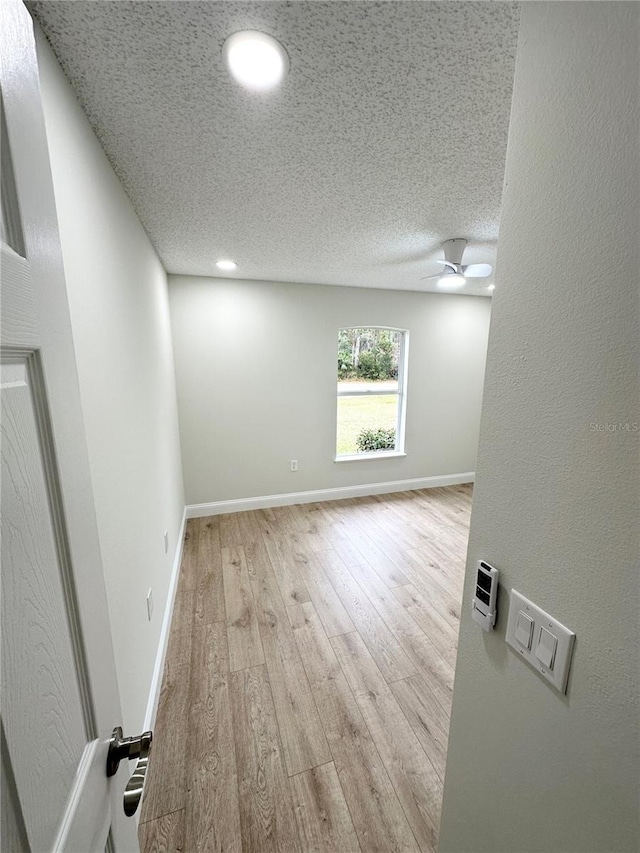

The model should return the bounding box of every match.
[438,272,466,288]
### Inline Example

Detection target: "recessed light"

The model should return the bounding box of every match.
[438,273,466,289]
[223,30,289,91]
[216,259,238,271]
[488,284,496,291]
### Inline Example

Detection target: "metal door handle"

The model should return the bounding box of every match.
[106,726,153,816]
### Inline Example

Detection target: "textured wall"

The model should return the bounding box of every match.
[169,276,491,505]
[439,4,640,851]
[36,31,185,734]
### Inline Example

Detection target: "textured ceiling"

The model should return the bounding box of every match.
[30,1,520,295]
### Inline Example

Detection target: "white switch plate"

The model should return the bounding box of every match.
[506,589,575,693]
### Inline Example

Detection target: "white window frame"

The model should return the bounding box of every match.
[335,327,409,462]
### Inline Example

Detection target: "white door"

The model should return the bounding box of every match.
[1,1,142,850]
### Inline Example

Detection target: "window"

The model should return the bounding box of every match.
[336,327,408,459]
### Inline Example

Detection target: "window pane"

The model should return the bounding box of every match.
[337,329,401,383]
[336,394,398,455]
[336,328,405,456]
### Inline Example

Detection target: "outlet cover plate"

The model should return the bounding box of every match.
[506,589,575,693]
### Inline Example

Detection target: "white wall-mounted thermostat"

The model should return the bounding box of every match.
[472,560,499,631]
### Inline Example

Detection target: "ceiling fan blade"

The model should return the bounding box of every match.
[435,259,459,272]
[462,263,493,278]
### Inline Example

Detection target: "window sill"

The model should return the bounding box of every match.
[334,451,407,463]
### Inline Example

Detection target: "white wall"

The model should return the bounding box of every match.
[36,32,185,734]
[439,4,639,852]
[169,275,491,506]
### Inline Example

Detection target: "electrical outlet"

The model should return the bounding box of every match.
[164,530,169,553]
[146,588,154,622]
[290,459,298,472]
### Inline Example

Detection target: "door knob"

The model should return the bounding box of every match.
[106,726,153,816]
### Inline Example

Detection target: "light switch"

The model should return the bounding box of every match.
[515,610,534,649]
[535,627,557,669]
[505,589,575,693]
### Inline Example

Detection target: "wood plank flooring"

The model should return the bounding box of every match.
[139,484,471,853]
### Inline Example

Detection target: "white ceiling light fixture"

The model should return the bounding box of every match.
[216,259,238,271]
[488,284,495,291]
[223,30,289,91]
[437,272,466,289]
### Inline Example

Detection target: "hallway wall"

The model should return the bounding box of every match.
[439,4,640,850]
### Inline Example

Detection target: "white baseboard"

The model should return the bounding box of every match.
[143,506,187,732]
[186,472,474,518]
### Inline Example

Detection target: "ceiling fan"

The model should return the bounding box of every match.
[421,238,493,287]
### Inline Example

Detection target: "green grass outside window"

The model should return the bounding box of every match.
[336,395,398,455]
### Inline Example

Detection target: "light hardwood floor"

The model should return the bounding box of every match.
[139,484,472,853]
